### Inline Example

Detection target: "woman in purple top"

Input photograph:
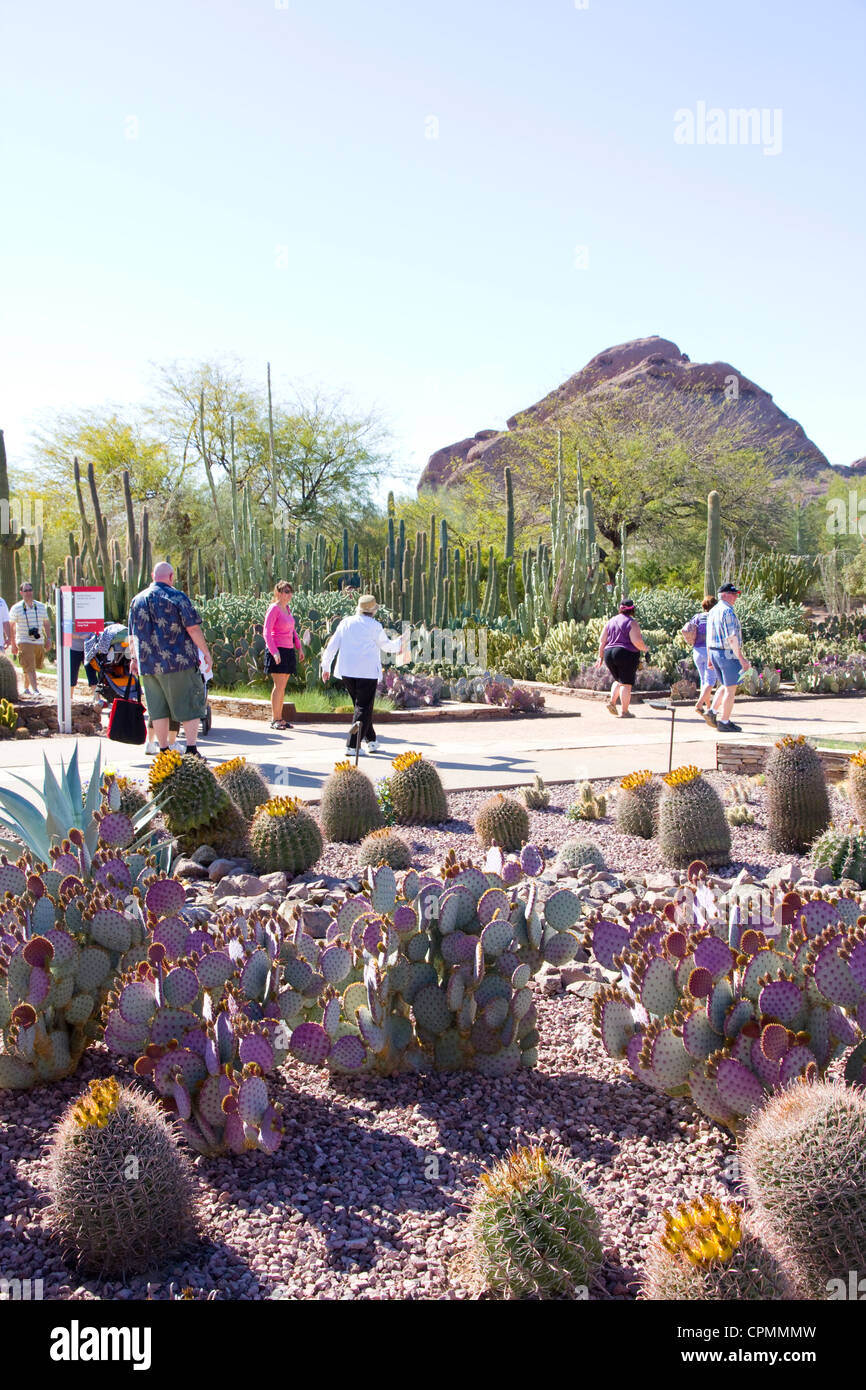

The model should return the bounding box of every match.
[596,599,650,718]
[263,580,304,730]
[680,594,717,716]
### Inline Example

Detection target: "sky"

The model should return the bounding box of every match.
[2,0,865,497]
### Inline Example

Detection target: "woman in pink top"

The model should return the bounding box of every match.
[263,580,304,729]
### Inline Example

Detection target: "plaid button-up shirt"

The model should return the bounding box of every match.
[705,600,742,654]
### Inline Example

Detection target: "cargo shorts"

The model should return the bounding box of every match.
[141,667,207,723]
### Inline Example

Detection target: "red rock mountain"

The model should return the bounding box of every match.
[419,336,836,490]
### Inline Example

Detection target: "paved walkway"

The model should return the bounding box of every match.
[2,691,865,803]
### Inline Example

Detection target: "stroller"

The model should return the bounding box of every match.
[84,624,213,737]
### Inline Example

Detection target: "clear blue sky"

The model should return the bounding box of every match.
[2,0,864,493]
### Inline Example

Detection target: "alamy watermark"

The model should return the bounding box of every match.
[674,102,782,156]
[0,497,43,536]
[826,489,866,538]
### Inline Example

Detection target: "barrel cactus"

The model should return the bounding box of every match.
[741,1080,866,1298]
[811,823,866,886]
[846,748,866,822]
[44,1077,196,1276]
[148,750,249,858]
[213,756,271,822]
[642,1196,792,1300]
[615,770,660,839]
[387,751,448,825]
[249,796,323,874]
[0,654,18,703]
[357,826,412,870]
[320,761,384,842]
[468,1147,602,1298]
[475,794,530,852]
[765,735,830,854]
[657,766,731,868]
[103,773,149,820]
[554,838,606,874]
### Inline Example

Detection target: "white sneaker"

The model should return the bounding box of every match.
[364,739,379,753]
[145,739,159,755]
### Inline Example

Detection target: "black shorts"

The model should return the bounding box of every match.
[264,646,297,677]
[604,645,640,686]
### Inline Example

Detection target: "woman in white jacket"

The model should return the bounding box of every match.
[321,594,403,753]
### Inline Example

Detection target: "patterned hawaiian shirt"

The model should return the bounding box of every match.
[127,582,202,675]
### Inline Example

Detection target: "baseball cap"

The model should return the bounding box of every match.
[719,582,741,594]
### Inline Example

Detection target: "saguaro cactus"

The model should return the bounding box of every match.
[705,491,721,596]
[0,430,27,600]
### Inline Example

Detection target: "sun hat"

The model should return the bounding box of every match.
[357,594,379,614]
[619,598,636,612]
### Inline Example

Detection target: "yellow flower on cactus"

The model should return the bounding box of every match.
[850,749,866,768]
[391,750,424,772]
[333,760,352,773]
[620,769,653,791]
[262,796,304,818]
[480,1146,552,1199]
[149,748,183,787]
[663,764,702,788]
[72,1076,121,1130]
[659,1196,742,1267]
[776,734,807,749]
[214,756,246,777]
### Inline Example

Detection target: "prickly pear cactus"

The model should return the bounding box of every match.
[0,809,185,1091]
[586,869,866,1130]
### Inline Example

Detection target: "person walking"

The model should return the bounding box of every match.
[0,594,11,653]
[263,580,304,730]
[704,582,750,733]
[9,581,52,697]
[127,561,212,757]
[321,593,403,753]
[596,598,650,718]
[681,595,717,716]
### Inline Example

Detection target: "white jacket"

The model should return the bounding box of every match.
[321,613,402,680]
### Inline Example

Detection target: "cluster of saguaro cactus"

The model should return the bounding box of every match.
[0,810,186,1090]
[45,1077,196,1275]
[586,869,866,1129]
[62,458,152,621]
[765,735,830,853]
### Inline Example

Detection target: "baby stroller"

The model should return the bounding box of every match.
[84,624,213,738]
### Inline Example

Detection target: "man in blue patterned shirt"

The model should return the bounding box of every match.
[704,582,751,733]
[128,562,212,757]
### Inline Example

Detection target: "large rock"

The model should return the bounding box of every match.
[418,335,832,490]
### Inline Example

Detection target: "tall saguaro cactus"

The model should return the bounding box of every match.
[0,430,26,600]
[705,490,721,597]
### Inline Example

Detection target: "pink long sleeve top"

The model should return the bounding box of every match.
[263,603,303,659]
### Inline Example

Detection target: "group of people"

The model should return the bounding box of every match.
[597,582,750,732]
[126,565,400,759]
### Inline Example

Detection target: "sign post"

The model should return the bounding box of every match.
[56,586,104,734]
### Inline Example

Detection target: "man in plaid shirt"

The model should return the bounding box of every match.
[703,582,751,732]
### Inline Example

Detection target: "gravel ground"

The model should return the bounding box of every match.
[0,771,853,1302]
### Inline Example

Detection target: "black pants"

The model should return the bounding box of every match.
[341,676,378,748]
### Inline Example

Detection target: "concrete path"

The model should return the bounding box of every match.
[2,691,865,803]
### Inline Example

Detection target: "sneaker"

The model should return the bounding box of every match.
[702,710,718,728]
[716,720,741,733]
[605,700,618,716]
[619,710,634,718]
[364,739,379,753]
[145,739,159,755]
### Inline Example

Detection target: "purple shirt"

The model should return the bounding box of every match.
[603,613,639,653]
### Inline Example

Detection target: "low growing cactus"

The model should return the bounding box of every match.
[726,803,755,827]
[742,1080,866,1298]
[0,698,17,736]
[357,827,412,870]
[0,653,18,702]
[468,1147,602,1298]
[811,824,866,886]
[320,761,384,843]
[555,838,606,874]
[518,775,550,810]
[847,749,866,822]
[765,735,830,854]
[567,781,606,821]
[45,1077,196,1276]
[213,756,271,821]
[614,770,660,839]
[642,1196,791,1300]
[387,751,448,825]
[657,766,731,869]
[149,750,249,858]
[248,796,323,875]
[474,794,530,852]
